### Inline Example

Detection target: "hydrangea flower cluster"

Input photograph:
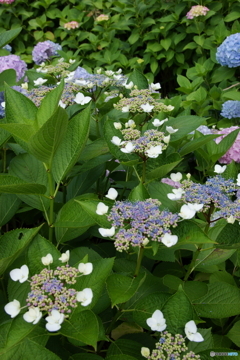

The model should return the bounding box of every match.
[142,310,203,359]
[220,101,240,119]
[216,33,240,68]
[186,5,209,19]
[4,251,93,332]
[105,199,179,251]
[114,89,174,113]
[66,66,128,89]
[96,14,109,21]
[0,55,27,81]
[64,21,80,29]
[32,41,62,65]
[111,126,169,158]
[215,126,240,163]
[141,334,201,360]
[172,174,240,221]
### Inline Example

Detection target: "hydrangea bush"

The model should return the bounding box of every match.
[1,6,240,360]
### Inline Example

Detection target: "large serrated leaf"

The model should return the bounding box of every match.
[127,69,148,89]
[28,107,68,166]
[5,84,37,125]
[9,153,50,211]
[36,80,64,127]
[0,175,46,195]
[75,199,111,228]
[52,105,91,183]
[61,311,99,349]
[0,194,21,227]
[162,286,193,334]
[0,226,42,276]
[0,123,36,142]
[194,282,240,318]
[146,153,182,181]
[106,272,146,307]
[0,28,22,48]
[226,320,240,347]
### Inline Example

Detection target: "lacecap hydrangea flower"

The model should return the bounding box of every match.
[216,33,240,68]
[220,101,240,119]
[32,41,62,65]
[0,55,27,81]
[186,5,209,19]
[215,126,240,163]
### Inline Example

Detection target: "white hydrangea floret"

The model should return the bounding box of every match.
[146,309,167,332]
[166,126,178,134]
[105,188,118,200]
[4,299,21,318]
[121,142,136,153]
[34,78,48,86]
[227,215,235,224]
[96,202,109,215]
[98,226,115,237]
[161,233,178,247]
[150,82,161,91]
[152,118,168,127]
[170,172,182,182]
[111,136,124,146]
[59,100,67,108]
[23,307,42,325]
[125,81,134,89]
[10,265,29,283]
[185,320,204,342]
[167,188,185,200]
[122,105,130,112]
[59,250,70,263]
[145,145,162,158]
[41,253,53,266]
[45,309,65,332]
[78,262,93,275]
[113,122,122,130]
[74,92,92,105]
[140,103,154,113]
[214,164,227,174]
[141,347,150,358]
[76,288,93,306]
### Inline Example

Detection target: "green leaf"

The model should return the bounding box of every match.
[107,273,146,307]
[160,38,171,51]
[172,221,215,245]
[179,135,220,156]
[72,257,114,308]
[127,69,148,90]
[147,182,179,212]
[177,75,191,89]
[0,194,21,227]
[0,28,22,48]
[106,356,138,360]
[5,84,37,125]
[78,138,109,161]
[211,129,239,162]
[211,67,235,83]
[128,31,140,45]
[224,12,240,22]
[162,286,193,334]
[128,183,150,201]
[0,70,16,90]
[0,123,36,143]
[0,226,42,276]
[227,320,240,347]
[28,107,68,166]
[36,80,64,127]
[75,199,111,228]
[132,292,170,328]
[195,248,236,271]
[52,105,91,183]
[146,153,182,181]
[0,175,46,195]
[216,222,240,248]
[61,311,99,349]
[222,90,240,101]
[107,339,143,359]
[27,234,61,274]
[9,153,50,211]
[166,115,205,142]
[194,282,240,318]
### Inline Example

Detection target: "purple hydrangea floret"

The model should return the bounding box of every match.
[32,41,62,64]
[220,100,240,119]
[216,33,240,68]
[0,55,27,81]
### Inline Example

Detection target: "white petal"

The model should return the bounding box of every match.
[141,347,150,358]
[179,205,196,219]
[96,202,109,215]
[46,323,62,332]
[105,188,118,200]
[98,226,115,237]
[121,142,136,153]
[161,233,178,247]
[214,164,226,174]
[192,332,204,342]
[4,299,21,318]
[41,254,53,266]
[78,262,93,275]
[111,136,123,146]
[76,288,93,306]
[187,203,203,212]
[170,172,182,182]
[59,250,70,263]
[166,126,178,134]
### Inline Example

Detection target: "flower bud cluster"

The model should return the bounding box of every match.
[142,332,201,359]
[114,89,174,113]
[107,199,179,251]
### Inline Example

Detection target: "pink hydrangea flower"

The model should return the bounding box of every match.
[95,14,109,22]
[64,21,79,30]
[215,126,240,164]
[186,5,210,19]
[0,0,15,3]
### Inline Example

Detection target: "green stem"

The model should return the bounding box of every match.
[46,166,55,242]
[134,246,144,277]
[133,165,141,182]
[2,145,7,173]
[183,244,202,281]
[142,160,146,184]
